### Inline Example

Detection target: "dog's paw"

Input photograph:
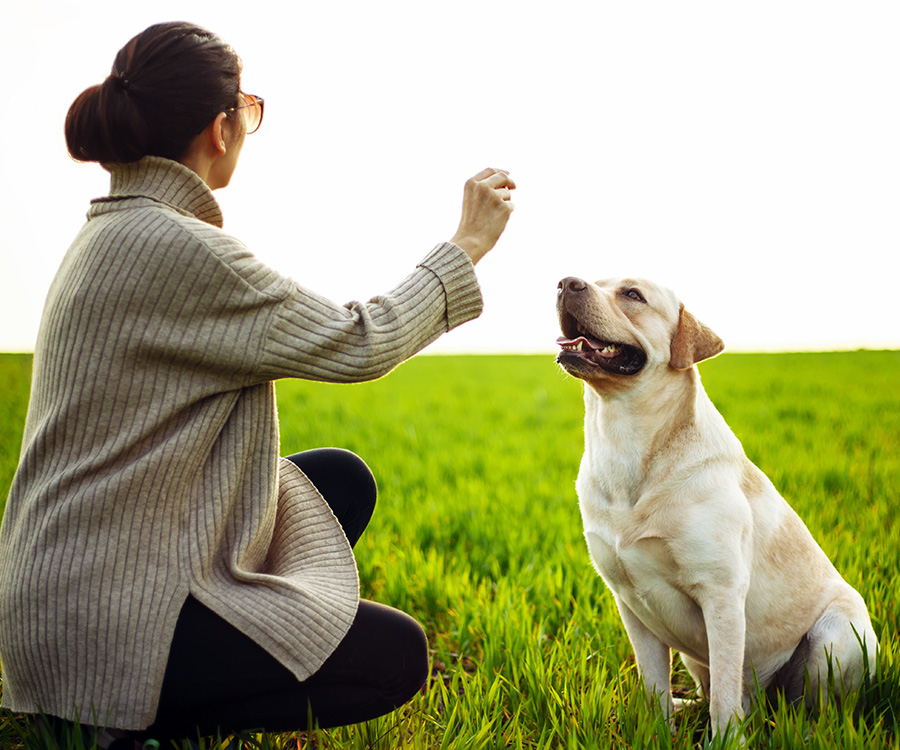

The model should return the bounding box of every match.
[672,696,704,714]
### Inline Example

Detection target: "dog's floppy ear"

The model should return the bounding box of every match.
[670,304,724,370]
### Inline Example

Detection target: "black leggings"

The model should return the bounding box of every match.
[137,448,429,741]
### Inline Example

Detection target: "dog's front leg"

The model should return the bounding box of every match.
[699,589,747,737]
[615,595,674,719]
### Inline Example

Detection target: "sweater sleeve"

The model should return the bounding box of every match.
[256,242,483,383]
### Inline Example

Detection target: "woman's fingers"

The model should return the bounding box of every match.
[469,166,504,182]
[482,169,516,191]
[469,169,516,207]
[471,169,516,199]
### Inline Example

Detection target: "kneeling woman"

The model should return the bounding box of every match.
[0,21,515,748]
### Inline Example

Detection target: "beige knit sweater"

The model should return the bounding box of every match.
[0,156,484,729]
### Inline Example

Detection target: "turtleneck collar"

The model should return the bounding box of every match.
[88,156,224,228]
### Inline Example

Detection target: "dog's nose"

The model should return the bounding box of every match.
[558,277,587,295]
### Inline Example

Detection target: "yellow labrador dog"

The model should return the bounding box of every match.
[556,275,876,737]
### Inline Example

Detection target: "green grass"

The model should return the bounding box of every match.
[0,351,898,749]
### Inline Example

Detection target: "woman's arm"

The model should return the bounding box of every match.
[126,169,515,386]
[256,241,482,384]
[255,168,516,384]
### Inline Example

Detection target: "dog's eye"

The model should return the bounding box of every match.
[623,288,646,303]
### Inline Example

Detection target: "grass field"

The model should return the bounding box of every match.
[0,350,898,749]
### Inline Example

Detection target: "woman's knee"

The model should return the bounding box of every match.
[283,448,377,546]
[388,610,430,702]
[358,601,429,704]
[284,449,375,500]
[323,599,429,697]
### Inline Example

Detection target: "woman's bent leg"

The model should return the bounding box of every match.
[139,449,393,740]
[283,448,377,548]
[142,596,428,740]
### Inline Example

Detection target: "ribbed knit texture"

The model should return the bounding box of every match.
[0,156,483,729]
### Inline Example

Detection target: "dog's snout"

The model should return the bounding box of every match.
[558,277,588,296]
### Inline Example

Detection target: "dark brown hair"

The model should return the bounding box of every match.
[65,22,242,164]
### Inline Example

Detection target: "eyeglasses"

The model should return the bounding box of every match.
[226,92,265,134]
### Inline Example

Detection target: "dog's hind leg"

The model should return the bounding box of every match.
[772,590,877,708]
[802,591,877,706]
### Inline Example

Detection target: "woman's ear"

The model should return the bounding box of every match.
[670,304,724,370]
[208,112,230,155]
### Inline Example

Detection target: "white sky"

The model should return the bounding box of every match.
[2,1,898,354]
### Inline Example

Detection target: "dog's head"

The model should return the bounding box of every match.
[556,276,723,391]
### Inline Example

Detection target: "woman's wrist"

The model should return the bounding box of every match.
[448,233,487,265]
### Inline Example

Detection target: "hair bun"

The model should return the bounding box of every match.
[67,80,149,163]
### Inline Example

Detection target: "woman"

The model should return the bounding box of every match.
[0,21,515,748]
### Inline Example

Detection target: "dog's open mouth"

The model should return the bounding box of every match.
[556,314,646,376]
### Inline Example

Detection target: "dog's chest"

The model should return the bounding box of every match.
[580,504,672,595]
[578,469,671,592]
[577,472,707,656]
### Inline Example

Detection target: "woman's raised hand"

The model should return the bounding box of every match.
[450,168,516,265]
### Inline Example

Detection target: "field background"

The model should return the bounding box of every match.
[0,351,898,749]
